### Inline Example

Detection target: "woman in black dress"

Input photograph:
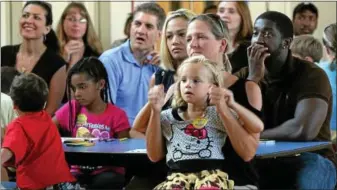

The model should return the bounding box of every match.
[217,1,253,73]
[1,1,67,116]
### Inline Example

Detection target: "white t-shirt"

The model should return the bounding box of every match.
[1,93,17,128]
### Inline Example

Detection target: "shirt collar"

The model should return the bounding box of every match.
[120,40,141,66]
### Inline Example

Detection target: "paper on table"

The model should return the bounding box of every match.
[61,137,98,143]
[125,149,147,153]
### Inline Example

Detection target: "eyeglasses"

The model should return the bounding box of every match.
[205,13,225,35]
[65,16,87,24]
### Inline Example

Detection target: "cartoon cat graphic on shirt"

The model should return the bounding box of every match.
[168,122,214,160]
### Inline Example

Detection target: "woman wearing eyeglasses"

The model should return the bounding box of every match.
[56,2,103,104]
[56,2,103,69]
[1,1,67,116]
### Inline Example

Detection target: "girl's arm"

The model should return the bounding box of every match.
[45,65,67,115]
[146,110,165,162]
[52,116,60,127]
[117,129,130,139]
[146,85,166,162]
[130,102,151,138]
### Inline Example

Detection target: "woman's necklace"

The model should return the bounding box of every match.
[16,46,45,73]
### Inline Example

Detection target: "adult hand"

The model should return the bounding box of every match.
[209,85,229,113]
[148,85,165,112]
[247,43,270,83]
[143,51,160,66]
[64,40,84,62]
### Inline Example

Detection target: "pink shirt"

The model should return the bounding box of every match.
[55,100,130,175]
[56,100,130,138]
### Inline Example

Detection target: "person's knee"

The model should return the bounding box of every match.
[297,153,336,189]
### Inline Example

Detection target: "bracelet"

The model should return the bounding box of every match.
[246,79,259,84]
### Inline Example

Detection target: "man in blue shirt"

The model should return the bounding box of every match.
[99,3,166,126]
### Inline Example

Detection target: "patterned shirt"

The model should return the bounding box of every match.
[161,106,237,166]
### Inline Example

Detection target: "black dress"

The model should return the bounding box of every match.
[1,44,66,87]
[229,37,251,74]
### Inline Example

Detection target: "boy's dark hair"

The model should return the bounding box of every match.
[1,67,21,94]
[292,2,318,20]
[9,73,48,112]
[66,57,112,135]
[256,11,293,39]
[133,3,166,30]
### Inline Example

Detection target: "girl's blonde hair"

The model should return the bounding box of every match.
[189,14,233,73]
[172,55,224,110]
[56,2,103,57]
[160,9,196,71]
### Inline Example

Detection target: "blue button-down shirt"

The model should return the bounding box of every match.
[99,40,158,126]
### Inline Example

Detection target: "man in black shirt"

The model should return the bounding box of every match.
[236,11,336,189]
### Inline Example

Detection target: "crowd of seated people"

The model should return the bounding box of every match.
[1,1,336,190]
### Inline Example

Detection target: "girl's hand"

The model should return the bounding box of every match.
[209,85,228,113]
[148,85,165,112]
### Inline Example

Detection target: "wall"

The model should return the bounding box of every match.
[1,1,336,53]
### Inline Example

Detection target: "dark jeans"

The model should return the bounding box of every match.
[256,152,336,189]
[76,171,125,190]
[125,158,168,190]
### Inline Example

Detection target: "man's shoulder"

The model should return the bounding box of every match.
[293,57,328,81]
[100,45,124,59]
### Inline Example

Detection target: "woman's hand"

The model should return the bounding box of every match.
[63,40,84,62]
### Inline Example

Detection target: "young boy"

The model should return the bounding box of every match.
[1,73,75,189]
[290,34,323,63]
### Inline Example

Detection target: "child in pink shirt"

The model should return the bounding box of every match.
[53,57,130,189]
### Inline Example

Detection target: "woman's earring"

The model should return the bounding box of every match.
[43,35,46,42]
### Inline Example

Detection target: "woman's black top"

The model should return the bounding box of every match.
[1,44,66,87]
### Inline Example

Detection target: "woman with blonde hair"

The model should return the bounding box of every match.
[217,1,253,73]
[185,13,262,188]
[130,9,196,138]
[126,8,196,190]
[56,2,103,68]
